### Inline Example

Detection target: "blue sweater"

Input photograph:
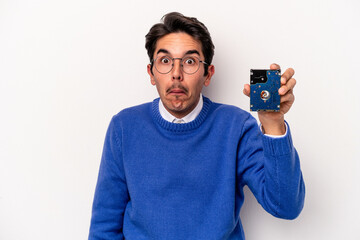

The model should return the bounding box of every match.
[89,96,305,240]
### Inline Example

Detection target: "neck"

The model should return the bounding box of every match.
[165,104,198,119]
[152,96,212,133]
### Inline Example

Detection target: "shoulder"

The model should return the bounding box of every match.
[111,101,154,126]
[208,98,253,123]
[202,97,258,133]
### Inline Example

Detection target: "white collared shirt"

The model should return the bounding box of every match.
[159,93,203,123]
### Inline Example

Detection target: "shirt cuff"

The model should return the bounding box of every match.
[260,121,288,138]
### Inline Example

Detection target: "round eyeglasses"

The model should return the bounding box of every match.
[152,55,208,75]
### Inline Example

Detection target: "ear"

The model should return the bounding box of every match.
[147,64,156,86]
[203,65,215,87]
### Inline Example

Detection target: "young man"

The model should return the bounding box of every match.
[89,12,305,240]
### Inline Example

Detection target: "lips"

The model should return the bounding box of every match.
[166,85,188,95]
[170,89,185,94]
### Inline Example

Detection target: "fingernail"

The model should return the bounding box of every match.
[279,88,284,94]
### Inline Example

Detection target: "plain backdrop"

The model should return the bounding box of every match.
[1,0,359,239]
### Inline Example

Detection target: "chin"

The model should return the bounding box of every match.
[170,101,186,111]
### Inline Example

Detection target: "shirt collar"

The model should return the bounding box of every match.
[159,93,203,123]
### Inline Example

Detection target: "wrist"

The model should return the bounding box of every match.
[259,117,286,135]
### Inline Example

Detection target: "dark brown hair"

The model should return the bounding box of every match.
[145,12,215,76]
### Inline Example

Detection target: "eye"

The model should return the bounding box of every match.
[160,56,171,64]
[184,58,196,65]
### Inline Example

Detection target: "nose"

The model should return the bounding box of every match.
[171,59,183,81]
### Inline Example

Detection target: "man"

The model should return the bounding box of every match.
[89,12,305,240]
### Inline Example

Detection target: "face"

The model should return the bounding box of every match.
[147,32,215,119]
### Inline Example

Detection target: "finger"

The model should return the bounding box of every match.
[279,78,296,95]
[243,84,250,97]
[270,63,281,70]
[280,90,295,103]
[281,68,295,84]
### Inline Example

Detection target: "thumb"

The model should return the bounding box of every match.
[243,84,250,97]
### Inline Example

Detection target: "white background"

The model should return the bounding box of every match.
[1,0,359,239]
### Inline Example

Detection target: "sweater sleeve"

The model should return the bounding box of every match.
[237,115,305,220]
[89,117,129,239]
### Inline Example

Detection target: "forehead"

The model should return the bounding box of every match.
[154,32,203,57]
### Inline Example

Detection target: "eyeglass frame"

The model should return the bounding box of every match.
[151,55,209,75]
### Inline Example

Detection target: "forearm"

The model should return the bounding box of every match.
[261,128,305,219]
[89,169,128,239]
[239,118,305,220]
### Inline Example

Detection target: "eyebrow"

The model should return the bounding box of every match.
[185,50,200,56]
[156,49,170,55]
[156,49,200,56]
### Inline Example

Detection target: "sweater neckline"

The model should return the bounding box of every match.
[152,96,212,133]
